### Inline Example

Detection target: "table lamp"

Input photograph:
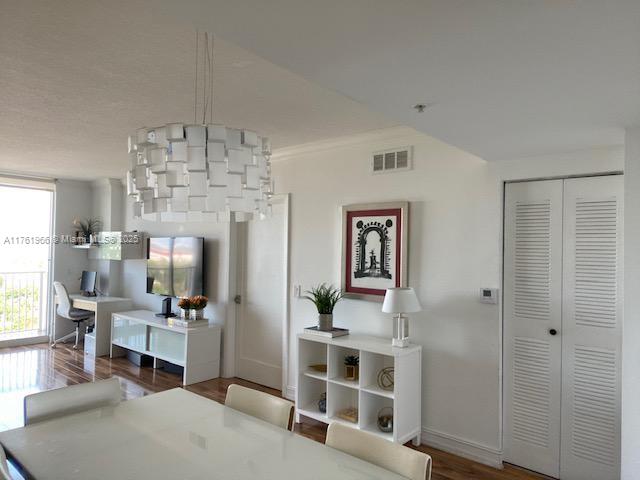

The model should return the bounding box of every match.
[382,287,422,347]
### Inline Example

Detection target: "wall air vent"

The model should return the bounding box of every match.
[372,147,413,174]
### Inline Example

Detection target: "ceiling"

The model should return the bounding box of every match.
[2,1,639,181]
[158,0,640,161]
[0,0,395,180]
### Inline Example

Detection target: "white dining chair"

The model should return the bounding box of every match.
[326,422,432,480]
[0,443,11,480]
[225,384,295,430]
[23,377,122,426]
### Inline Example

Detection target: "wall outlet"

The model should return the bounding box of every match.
[293,285,302,298]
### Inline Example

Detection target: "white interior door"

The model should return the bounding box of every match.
[503,180,564,478]
[504,176,623,479]
[560,176,622,480]
[235,194,289,391]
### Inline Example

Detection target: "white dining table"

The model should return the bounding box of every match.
[0,388,406,480]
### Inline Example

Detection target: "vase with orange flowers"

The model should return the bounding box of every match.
[177,295,209,321]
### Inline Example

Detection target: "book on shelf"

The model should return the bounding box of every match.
[303,326,349,338]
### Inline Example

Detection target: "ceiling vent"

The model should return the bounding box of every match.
[372,147,413,174]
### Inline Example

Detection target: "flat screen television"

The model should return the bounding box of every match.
[146,237,204,298]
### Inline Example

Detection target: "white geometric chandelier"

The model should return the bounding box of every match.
[126,33,273,222]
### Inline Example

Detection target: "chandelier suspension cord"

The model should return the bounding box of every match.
[193,31,215,125]
[202,33,206,124]
[209,34,214,124]
[194,30,199,125]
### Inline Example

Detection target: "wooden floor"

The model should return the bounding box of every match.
[0,343,552,480]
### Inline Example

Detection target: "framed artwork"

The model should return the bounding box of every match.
[341,201,408,301]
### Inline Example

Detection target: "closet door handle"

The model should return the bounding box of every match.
[549,328,558,336]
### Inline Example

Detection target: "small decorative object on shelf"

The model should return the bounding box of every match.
[344,355,359,381]
[377,367,395,391]
[309,364,327,373]
[177,295,209,321]
[337,407,358,423]
[377,407,394,433]
[72,217,102,244]
[304,283,344,331]
[318,393,327,414]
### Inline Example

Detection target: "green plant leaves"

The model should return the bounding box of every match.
[304,283,344,314]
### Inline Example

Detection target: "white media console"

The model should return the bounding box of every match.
[296,333,422,445]
[110,310,221,386]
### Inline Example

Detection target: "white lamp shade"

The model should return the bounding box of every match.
[382,287,422,313]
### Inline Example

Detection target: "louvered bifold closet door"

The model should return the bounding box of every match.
[503,180,563,478]
[560,176,622,480]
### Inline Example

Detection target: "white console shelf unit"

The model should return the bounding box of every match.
[110,310,221,386]
[296,333,422,445]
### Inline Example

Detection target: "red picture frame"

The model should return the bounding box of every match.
[341,202,408,301]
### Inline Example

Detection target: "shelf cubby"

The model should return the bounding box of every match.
[360,351,395,399]
[328,382,359,425]
[299,338,327,373]
[296,375,328,423]
[359,390,394,441]
[328,344,360,388]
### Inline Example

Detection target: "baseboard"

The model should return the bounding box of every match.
[422,427,503,469]
[285,385,295,401]
[0,334,49,349]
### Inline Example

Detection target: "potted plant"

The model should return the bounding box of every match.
[72,217,102,244]
[177,297,192,318]
[178,295,208,320]
[344,355,359,381]
[304,283,344,331]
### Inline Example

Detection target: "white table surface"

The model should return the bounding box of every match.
[68,293,131,303]
[0,388,406,480]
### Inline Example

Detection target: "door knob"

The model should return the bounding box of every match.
[549,328,558,336]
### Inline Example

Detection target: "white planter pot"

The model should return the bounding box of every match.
[180,308,204,321]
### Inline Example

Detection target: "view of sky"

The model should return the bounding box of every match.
[0,186,52,273]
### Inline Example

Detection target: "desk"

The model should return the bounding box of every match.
[55,294,132,357]
[0,388,405,480]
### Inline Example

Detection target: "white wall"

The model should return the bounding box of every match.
[89,179,124,295]
[271,126,623,464]
[622,126,640,480]
[51,179,92,339]
[120,195,235,371]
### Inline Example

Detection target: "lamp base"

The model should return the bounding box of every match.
[392,314,410,348]
[392,337,410,348]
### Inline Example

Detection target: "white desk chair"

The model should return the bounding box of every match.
[326,422,432,480]
[23,377,121,426]
[225,384,294,430]
[0,443,11,480]
[51,281,94,350]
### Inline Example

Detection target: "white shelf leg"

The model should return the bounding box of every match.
[412,433,421,446]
